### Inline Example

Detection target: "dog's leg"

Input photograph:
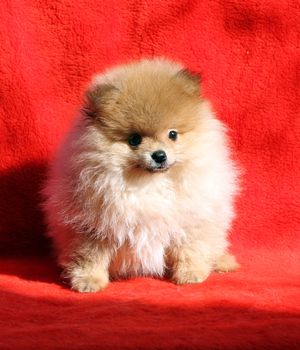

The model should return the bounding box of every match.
[167,223,233,284]
[168,241,212,284]
[63,238,113,293]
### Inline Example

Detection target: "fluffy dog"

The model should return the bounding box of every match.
[42,58,239,292]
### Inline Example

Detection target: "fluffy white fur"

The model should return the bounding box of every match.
[42,58,239,292]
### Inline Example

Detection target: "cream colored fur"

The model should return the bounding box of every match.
[42,58,239,292]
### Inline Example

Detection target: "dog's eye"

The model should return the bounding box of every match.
[168,130,178,141]
[128,134,142,147]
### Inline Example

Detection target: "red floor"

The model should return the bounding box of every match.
[1,249,299,350]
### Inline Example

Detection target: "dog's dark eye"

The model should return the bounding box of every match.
[128,134,142,147]
[168,130,178,141]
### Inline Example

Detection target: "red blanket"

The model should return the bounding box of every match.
[0,1,299,349]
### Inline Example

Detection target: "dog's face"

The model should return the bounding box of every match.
[126,129,178,173]
[86,62,202,175]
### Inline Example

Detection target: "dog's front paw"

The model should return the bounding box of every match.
[172,265,211,285]
[71,274,109,293]
[66,266,109,293]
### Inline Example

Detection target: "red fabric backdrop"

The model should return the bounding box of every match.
[0,1,299,349]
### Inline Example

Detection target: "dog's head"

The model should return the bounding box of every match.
[84,58,203,175]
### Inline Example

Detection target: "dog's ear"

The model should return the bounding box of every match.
[83,83,118,119]
[175,69,201,97]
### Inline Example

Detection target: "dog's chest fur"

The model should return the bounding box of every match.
[104,173,187,277]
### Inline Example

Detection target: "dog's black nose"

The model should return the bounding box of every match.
[151,150,167,164]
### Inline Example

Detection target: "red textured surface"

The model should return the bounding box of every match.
[0,1,299,349]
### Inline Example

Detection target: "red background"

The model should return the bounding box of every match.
[0,1,299,349]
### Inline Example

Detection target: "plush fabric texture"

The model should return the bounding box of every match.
[0,1,299,349]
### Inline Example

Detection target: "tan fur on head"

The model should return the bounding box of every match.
[42,58,239,292]
[86,59,201,136]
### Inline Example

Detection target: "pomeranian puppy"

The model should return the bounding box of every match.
[42,58,239,292]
